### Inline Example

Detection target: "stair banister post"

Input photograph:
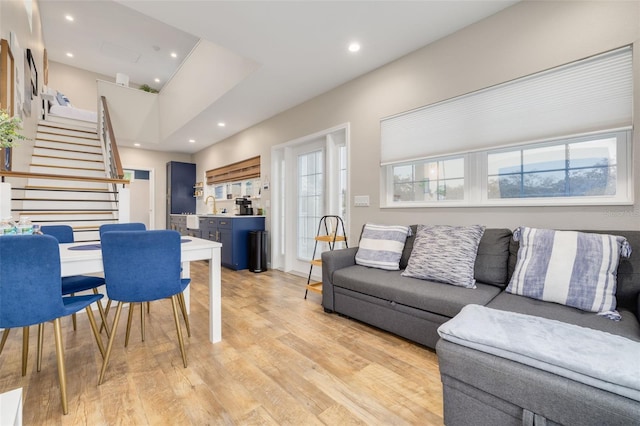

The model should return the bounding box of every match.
[0,182,11,218]
[117,184,130,224]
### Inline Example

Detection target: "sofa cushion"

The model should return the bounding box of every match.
[355,224,411,270]
[402,224,485,288]
[474,228,512,288]
[399,225,418,270]
[487,292,640,342]
[506,227,631,319]
[332,265,502,318]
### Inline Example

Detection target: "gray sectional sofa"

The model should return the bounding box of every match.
[321,227,640,425]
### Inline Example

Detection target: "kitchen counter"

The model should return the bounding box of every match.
[169,214,265,270]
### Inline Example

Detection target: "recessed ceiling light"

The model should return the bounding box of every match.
[188,139,196,143]
[348,42,361,53]
[154,78,160,83]
[134,143,141,147]
[66,52,74,58]
[65,14,74,22]
[170,52,178,58]
[217,122,226,127]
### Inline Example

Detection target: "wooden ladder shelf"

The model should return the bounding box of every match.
[305,215,348,299]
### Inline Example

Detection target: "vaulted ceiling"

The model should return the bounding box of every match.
[40,0,518,153]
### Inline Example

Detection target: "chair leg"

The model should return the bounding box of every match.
[93,289,110,339]
[37,324,44,372]
[100,299,112,334]
[177,292,191,338]
[22,327,29,376]
[85,306,105,359]
[52,318,69,415]
[140,303,145,342]
[99,302,123,385]
[71,293,77,331]
[125,303,135,348]
[0,328,10,355]
[170,295,187,368]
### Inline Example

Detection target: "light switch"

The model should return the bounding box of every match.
[354,195,370,207]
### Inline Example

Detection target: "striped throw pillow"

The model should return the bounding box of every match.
[506,227,632,320]
[355,224,411,270]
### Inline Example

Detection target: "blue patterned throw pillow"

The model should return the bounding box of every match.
[506,227,632,320]
[355,224,411,270]
[402,224,486,288]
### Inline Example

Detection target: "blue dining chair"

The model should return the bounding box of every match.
[99,222,191,341]
[99,222,151,337]
[41,225,110,337]
[99,230,190,384]
[99,222,146,237]
[0,235,105,414]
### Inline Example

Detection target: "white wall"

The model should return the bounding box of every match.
[119,147,191,229]
[159,39,258,141]
[194,1,640,241]
[0,0,46,172]
[46,61,114,111]
[97,80,160,147]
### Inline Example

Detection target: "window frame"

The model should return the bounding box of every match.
[384,153,470,208]
[382,129,633,208]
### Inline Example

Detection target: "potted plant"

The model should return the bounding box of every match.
[0,109,26,148]
[138,84,159,94]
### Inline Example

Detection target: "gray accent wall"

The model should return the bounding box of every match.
[194,1,640,240]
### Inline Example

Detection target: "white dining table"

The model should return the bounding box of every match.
[59,237,223,343]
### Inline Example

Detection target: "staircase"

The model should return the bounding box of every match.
[9,119,120,241]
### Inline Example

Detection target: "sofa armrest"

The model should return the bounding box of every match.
[321,247,358,312]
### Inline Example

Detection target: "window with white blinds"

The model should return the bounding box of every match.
[380,46,633,166]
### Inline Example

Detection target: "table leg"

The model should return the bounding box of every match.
[210,248,222,343]
[181,261,191,315]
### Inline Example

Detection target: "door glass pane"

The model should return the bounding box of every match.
[338,145,348,225]
[298,150,323,260]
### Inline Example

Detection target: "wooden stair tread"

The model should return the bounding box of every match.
[30,163,105,172]
[24,186,112,192]
[35,146,102,156]
[310,259,322,266]
[38,122,97,134]
[305,282,322,294]
[36,138,101,148]
[37,131,99,141]
[32,154,103,163]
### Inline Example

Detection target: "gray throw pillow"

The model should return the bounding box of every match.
[402,224,486,288]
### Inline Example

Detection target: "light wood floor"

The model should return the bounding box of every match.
[0,262,444,425]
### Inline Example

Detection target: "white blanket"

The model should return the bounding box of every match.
[438,304,640,402]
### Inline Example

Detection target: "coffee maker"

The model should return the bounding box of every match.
[235,197,253,215]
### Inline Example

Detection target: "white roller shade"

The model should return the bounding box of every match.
[381,47,633,165]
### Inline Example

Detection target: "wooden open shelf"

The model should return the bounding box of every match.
[315,235,347,243]
[305,282,323,295]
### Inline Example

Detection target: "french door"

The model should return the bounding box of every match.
[271,125,349,277]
